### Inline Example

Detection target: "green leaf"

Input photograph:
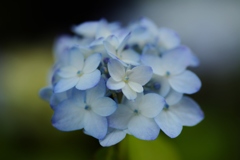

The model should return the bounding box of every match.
[121,135,181,160]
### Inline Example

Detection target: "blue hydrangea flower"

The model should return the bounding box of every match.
[107,59,153,100]
[104,34,140,66]
[155,89,204,138]
[99,128,127,147]
[108,93,165,140]
[141,46,201,95]
[52,79,117,139]
[40,17,204,147]
[54,46,102,93]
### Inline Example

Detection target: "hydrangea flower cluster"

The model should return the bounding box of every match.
[40,18,204,147]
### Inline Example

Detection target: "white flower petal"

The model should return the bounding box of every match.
[105,35,119,48]
[139,93,165,118]
[162,46,192,75]
[84,111,108,139]
[153,76,170,97]
[108,59,125,81]
[122,84,137,100]
[155,110,182,138]
[108,104,133,129]
[68,47,84,70]
[117,32,131,53]
[169,70,201,94]
[96,20,112,39]
[76,70,101,90]
[83,53,102,73]
[158,28,180,51]
[128,115,160,140]
[58,66,78,78]
[178,45,199,67]
[72,21,99,37]
[91,97,117,116]
[104,40,117,59]
[54,77,79,93]
[159,78,171,97]
[52,99,85,131]
[140,17,158,35]
[128,81,143,93]
[121,49,140,65]
[107,77,125,90]
[99,129,126,147]
[141,54,164,76]
[86,78,106,103]
[165,89,183,105]
[171,96,204,126]
[128,66,153,85]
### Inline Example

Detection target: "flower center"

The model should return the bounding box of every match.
[123,75,129,82]
[163,104,169,110]
[165,71,170,77]
[133,109,139,115]
[77,70,83,77]
[84,105,91,111]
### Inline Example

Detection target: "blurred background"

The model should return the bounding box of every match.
[0,0,240,159]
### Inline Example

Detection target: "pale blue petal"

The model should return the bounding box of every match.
[142,44,159,56]
[68,46,84,70]
[169,70,201,94]
[159,77,171,97]
[71,88,86,105]
[154,110,182,138]
[86,78,106,103]
[158,28,180,51]
[117,32,131,53]
[128,115,160,140]
[39,87,52,102]
[84,111,108,139]
[76,70,101,90]
[122,84,137,100]
[161,46,190,75]
[83,53,102,73]
[139,93,165,118]
[100,128,126,147]
[96,20,112,39]
[141,54,164,76]
[140,17,158,35]
[105,35,119,48]
[58,66,78,78]
[128,81,143,93]
[128,66,152,85]
[108,59,125,81]
[121,49,140,66]
[108,104,133,129]
[178,45,199,67]
[171,96,204,126]
[91,97,117,116]
[153,75,170,97]
[78,47,93,58]
[54,77,79,93]
[165,89,183,105]
[89,37,104,46]
[107,77,125,90]
[103,41,117,59]
[72,21,99,37]
[52,99,85,131]
[50,91,68,110]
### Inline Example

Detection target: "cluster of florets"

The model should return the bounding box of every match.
[40,18,204,147]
